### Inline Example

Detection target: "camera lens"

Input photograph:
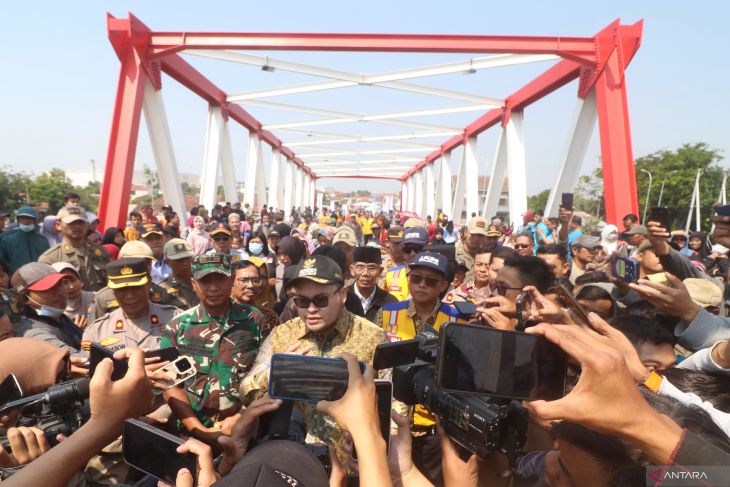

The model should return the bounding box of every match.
[177,359,191,372]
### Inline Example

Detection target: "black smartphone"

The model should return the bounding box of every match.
[122,419,196,485]
[373,339,420,370]
[453,300,477,317]
[436,323,567,401]
[561,192,574,211]
[0,374,23,405]
[354,380,392,461]
[89,343,128,381]
[648,207,671,233]
[554,285,590,325]
[145,347,180,363]
[268,354,365,402]
[611,255,640,284]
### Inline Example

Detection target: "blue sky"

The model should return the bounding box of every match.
[1,1,728,196]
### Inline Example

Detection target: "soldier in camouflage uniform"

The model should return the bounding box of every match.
[157,238,198,311]
[92,240,179,320]
[38,206,110,292]
[83,257,180,352]
[161,253,265,443]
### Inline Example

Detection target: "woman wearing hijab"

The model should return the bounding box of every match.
[41,215,62,247]
[290,227,315,254]
[101,227,125,260]
[274,235,306,310]
[600,224,620,257]
[186,215,210,256]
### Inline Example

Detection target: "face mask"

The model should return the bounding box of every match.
[19,223,35,233]
[249,243,264,255]
[37,304,66,318]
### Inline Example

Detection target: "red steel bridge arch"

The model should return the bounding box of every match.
[98,13,642,230]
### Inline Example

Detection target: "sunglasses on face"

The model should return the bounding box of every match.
[292,288,342,309]
[402,245,424,254]
[514,243,532,249]
[213,236,230,242]
[494,283,523,296]
[408,273,441,288]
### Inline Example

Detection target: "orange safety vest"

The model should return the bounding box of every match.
[380,300,465,427]
[383,265,409,302]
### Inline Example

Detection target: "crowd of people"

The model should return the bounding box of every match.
[0,192,729,487]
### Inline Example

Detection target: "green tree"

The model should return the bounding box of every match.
[527,189,550,213]
[634,143,724,230]
[0,166,32,211]
[575,168,605,218]
[28,168,76,213]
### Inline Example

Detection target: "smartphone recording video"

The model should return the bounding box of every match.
[437,323,567,401]
[122,419,196,485]
[269,354,365,402]
[648,206,672,233]
[611,255,640,284]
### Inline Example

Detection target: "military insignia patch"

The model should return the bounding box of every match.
[115,320,124,331]
[80,340,92,352]
[109,299,119,308]
[444,293,454,303]
[151,292,162,302]
[303,258,316,268]
[167,287,178,294]
[120,266,133,275]
[150,314,159,325]
[100,336,121,347]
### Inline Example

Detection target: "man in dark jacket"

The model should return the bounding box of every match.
[349,246,397,322]
[0,206,50,273]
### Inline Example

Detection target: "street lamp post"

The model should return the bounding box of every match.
[640,169,653,223]
[656,170,676,207]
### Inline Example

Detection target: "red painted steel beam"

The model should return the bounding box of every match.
[594,38,638,224]
[148,32,597,64]
[97,21,147,230]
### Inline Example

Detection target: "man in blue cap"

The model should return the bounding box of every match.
[0,206,50,273]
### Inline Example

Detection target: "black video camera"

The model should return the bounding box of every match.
[0,378,90,477]
[377,326,528,464]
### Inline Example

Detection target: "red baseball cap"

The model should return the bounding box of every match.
[11,262,68,293]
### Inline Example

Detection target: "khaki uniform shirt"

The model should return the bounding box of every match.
[157,275,199,311]
[455,241,475,279]
[241,311,385,463]
[92,283,179,321]
[38,240,110,292]
[82,302,181,352]
[443,280,492,304]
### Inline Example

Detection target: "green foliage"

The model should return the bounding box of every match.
[0,166,32,210]
[0,167,100,215]
[634,143,724,230]
[526,189,550,213]
[28,169,76,214]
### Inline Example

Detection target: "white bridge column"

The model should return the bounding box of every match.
[200,105,229,211]
[303,174,311,210]
[452,136,478,224]
[309,178,316,209]
[435,152,452,218]
[268,148,283,211]
[294,167,304,210]
[505,111,527,227]
[407,177,416,213]
[401,179,409,211]
[283,159,294,212]
[244,131,261,208]
[414,170,424,217]
[545,89,598,216]
[424,163,436,219]
[141,82,188,229]
[482,127,508,222]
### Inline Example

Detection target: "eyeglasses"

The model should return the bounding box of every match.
[353,264,381,275]
[408,273,441,288]
[236,276,264,286]
[494,283,523,296]
[292,288,342,308]
[402,245,424,254]
[212,235,231,242]
[514,244,532,249]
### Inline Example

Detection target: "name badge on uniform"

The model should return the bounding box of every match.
[100,336,121,347]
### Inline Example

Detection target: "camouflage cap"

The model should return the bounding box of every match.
[57,206,87,224]
[164,238,194,260]
[192,252,232,280]
[107,257,149,289]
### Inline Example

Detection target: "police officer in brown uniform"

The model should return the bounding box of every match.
[157,238,199,310]
[92,240,178,320]
[82,257,180,353]
[38,206,110,292]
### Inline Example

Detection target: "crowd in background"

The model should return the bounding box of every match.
[1,191,730,487]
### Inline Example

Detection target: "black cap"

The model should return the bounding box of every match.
[138,222,164,238]
[353,247,381,265]
[409,251,448,278]
[387,226,404,242]
[402,227,428,245]
[286,255,344,289]
[106,257,149,289]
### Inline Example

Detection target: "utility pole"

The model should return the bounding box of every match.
[90,159,96,183]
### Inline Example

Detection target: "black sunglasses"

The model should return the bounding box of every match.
[402,245,424,254]
[408,273,441,288]
[514,243,532,249]
[292,288,342,308]
[213,235,231,242]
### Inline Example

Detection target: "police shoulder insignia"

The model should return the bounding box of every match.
[115,320,124,331]
[109,299,119,308]
[444,293,454,303]
[80,340,92,352]
[167,287,178,294]
[151,292,162,303]
[100,336,121,347]
[150,314,160,325]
